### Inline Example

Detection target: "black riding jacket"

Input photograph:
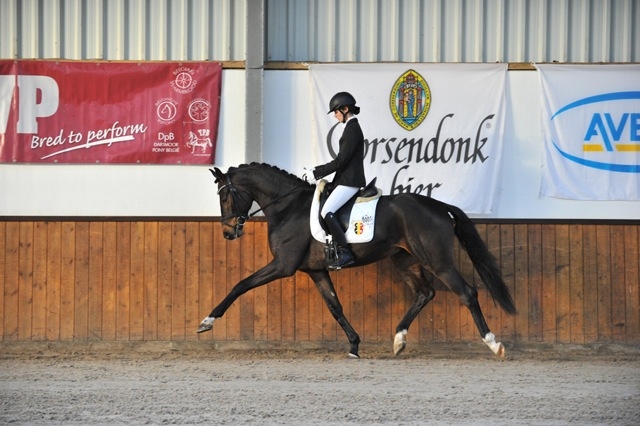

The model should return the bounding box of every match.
[313,118,366,188]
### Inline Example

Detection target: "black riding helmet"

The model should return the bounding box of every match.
[327,92,360,115]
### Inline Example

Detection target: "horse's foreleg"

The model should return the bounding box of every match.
[197,260,290,333]
[308,270,361,358]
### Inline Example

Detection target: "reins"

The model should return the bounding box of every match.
[245,181,308,218]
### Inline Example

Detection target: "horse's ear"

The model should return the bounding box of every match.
[209,167,224,183]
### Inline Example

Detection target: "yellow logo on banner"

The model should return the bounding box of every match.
[389,69,431,131]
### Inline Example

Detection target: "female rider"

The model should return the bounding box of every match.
[303,92,366,269]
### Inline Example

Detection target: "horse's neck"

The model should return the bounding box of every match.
[238,170,307,215]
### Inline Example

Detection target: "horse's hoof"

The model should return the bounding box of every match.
[393,342,406,356]
[348,352,360,359]
[196,323,212,333]
[483,332,506,358]
[393,330,407,356]
[196,317,215,333]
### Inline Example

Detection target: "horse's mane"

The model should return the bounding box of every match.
[229,162,311,187]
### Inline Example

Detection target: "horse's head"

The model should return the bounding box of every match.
[210,167,253,240]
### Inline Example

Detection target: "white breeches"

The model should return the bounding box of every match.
[321,185,359,218]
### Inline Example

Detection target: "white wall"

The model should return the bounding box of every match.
[1,69,638,219]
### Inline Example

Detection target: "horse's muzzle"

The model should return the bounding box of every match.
[223,230,242,240]
[221,215,246,240]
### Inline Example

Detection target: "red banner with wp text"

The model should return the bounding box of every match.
[0,60,222,164]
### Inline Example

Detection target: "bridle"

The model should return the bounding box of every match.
[216,174,308,238]
[217,177,252,238]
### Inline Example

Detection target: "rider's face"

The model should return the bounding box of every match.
[333,107,347,122]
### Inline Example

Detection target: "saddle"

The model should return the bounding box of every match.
[310,178,381,244]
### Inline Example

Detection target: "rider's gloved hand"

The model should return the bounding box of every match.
[302,168,317,184]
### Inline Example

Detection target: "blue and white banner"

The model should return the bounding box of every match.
[309,64,507,214]
[536,64,640,200]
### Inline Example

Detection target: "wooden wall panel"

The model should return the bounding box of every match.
[18,222,33,341]
[362,258,378,342]
[89,222,104,341]
[4,222,19,341]
[45,222,61,340]
[513,224,529,342]
[0,222,5,340]
[143,222,158,341]
[527,224,543,342]
[541,224,557,342]
[568,224,585,344]
[555,224,570,343]
[115,222,131,341]
[156,222,172,340]
[73,222,89,340]
[596,225,613,342]
[32,222,47,340]
[130,222,146,341]
[624,226,639,342]
[170,222,185,340]
[59,222,75,340]
[1,220,639,346]
[582,225,599,342]
[102,222,117,341]
[372,261,387,341]
[611,226,627,342]
[281,274,296,342]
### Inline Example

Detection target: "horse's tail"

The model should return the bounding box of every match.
[447,204,516,315]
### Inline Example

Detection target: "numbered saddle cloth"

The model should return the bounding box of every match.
[310,180,381,243]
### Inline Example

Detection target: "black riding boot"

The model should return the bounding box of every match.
[324,212,355,270]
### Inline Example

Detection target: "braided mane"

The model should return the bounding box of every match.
[230,162,310,187]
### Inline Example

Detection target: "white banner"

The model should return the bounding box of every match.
[309,64,507,214]
[536,64,640,200]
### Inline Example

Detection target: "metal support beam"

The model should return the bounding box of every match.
[245,0,264,163]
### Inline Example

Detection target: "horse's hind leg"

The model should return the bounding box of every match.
[308,270,361,358]
[391,254,436,356]
[434,267,505,358]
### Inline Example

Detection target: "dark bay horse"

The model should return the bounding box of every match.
[198,163,516,358]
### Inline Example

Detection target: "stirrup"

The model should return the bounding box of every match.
[327,262,341,271]
[327,246,354,271]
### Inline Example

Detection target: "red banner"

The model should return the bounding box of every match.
[0,60,222,164]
